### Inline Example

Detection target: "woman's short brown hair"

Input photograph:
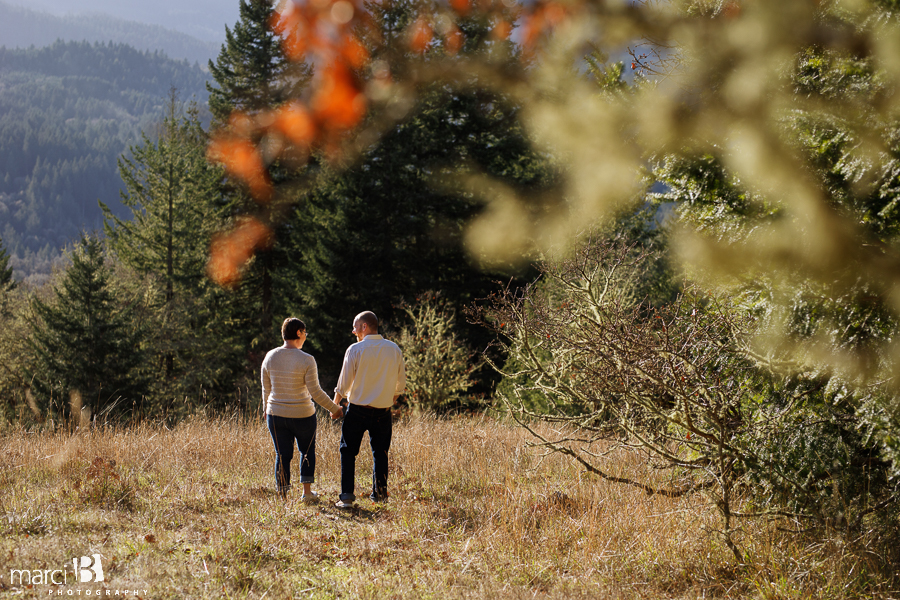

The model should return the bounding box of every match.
[282,317,306,340]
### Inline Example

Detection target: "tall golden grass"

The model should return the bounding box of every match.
[1,413,896,599]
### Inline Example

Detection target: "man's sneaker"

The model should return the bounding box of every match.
[300,491,319,504]
[335,499,354,509]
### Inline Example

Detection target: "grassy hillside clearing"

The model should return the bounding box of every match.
[0,414,896,599]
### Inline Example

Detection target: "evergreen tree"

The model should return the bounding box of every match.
[0,236,28,421]
[650,43,900,514]
[27,235,147,422]
[207,0,312,350]
[285,0,550,379]
[0,236,14,294]
[207,0,308,126]
[0,288,31,422]
[105,93,223,306]
[102,92,244,409]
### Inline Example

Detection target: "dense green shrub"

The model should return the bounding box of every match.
[395,293,479,413]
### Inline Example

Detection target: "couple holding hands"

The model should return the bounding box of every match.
[260,311,406,509]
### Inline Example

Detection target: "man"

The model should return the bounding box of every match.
[332,311,406,508]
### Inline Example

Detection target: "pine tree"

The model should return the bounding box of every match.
[207,0,308,126]
[27,235,147,422]
[0,289,30,421]
[207,0,312,349]
[0,236,14,293]
[284,3,549,377]
[0,236,28,421]
[106,94,222,295]
[102,92,243,408]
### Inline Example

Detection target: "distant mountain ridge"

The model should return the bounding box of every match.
[0,40,212,285]
[0,1,220,65]
[0,39,210,94]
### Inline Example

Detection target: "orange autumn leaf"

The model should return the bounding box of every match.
[520,3,568,51]
[269,1,298,35]
[449,0,470,15]
[520,13,545,51]
[272,103,316,146]
[271,1,317,61]
[543,2,567,26]
[270,4,303,58]
[207,218,272,288]
[208,137,272,202]
[445,25,464,55]
[492,19,511,40]
[312,63,366,131]
[340,34,369,69]
[282,31,309,62]
[410,18,432,54]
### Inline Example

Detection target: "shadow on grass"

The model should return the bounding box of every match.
[328,504,386,523]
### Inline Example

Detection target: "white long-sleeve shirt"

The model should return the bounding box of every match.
[261,345,341,418]
[335,334,406,409]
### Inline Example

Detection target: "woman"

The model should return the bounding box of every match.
[261,317,343,501]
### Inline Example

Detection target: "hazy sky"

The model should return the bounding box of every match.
[2,0,240,43]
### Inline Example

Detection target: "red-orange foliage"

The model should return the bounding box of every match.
[271,103,317,146]
[207,137,272,202]
[445,25,464,55]
[492,19,512,40]
[450,0,470,16]
[520,1,567,51]
[312,62,367,131]
[410,17,434,54]
[207,217,273,288]
[341,33,370,68]
[206,0,559,284]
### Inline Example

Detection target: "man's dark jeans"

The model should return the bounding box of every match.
[339,404,392,502]
[267,413,317,494]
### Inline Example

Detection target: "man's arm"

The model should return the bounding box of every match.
[334,347,356,404]
[332,347,355,420]
[331,392,349,420]
[394,353,406,401]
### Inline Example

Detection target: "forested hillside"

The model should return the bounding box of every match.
[0,1,219,65]
[0,40,210,284]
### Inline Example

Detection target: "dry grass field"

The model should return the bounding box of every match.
[1,413,897,599]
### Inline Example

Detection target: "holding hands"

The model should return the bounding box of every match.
[331,397,348,420]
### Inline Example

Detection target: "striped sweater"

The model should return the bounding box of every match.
[261,345,341,418]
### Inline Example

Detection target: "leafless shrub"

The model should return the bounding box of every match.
[471,233,881,560]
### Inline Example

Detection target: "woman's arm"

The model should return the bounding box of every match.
[305,357,342,415]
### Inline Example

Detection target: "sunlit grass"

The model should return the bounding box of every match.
[0,413,896,598]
